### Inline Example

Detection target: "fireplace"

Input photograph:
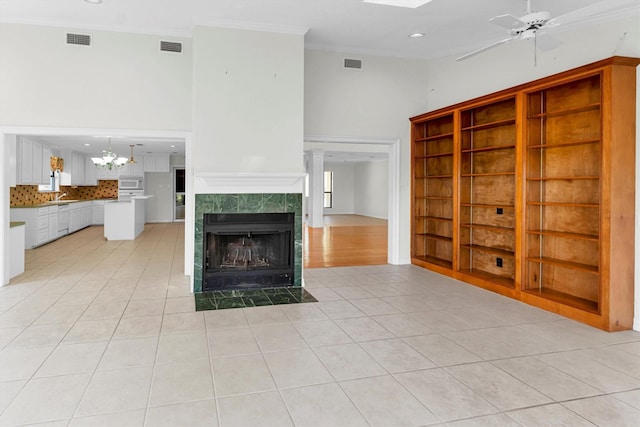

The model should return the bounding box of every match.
[202,212,295,291]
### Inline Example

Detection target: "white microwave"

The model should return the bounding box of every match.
[119,176,144,190]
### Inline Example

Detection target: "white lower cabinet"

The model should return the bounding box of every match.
[92,200,106,225]
[10,206,58,249]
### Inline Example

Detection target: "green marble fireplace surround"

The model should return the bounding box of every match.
[194,193,303,293]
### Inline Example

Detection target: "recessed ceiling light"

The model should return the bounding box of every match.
[84,0,103,4]
[409,32,425,38]
[363,0,433,9]
[84,143,91,146]
[170,145,176,148]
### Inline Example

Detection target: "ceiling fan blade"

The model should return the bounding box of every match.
[456,37,516,61]
[489,14,526,29]
[546,0,640,27]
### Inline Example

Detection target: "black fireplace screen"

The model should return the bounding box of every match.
[203,213,295,290]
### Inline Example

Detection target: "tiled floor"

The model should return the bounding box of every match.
[1,224,640,426]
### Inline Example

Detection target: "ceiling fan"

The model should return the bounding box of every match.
[456,0,639,61]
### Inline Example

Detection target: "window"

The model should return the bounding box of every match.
[323,171,333,208]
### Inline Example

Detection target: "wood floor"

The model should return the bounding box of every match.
[304,214,388,268]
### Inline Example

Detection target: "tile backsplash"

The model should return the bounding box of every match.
[10,180,118,207]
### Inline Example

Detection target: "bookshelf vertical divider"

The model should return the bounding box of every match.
[410,56,638,331]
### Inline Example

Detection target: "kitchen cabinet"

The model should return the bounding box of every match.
[10,206,58,249]
[9,222,25,279]
[68,201,92,233]
[92,200,106,225]
[84,156,98,185]
[96,166,119,180]
[16,136,49,185]
[119,159,144,176]
[6,135,17,187]
[60,150,86,186]
[143,154,170,173]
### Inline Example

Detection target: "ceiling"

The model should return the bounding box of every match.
[3,0,638,161]
[22,135,185,158]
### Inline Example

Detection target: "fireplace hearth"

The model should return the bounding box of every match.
[202,212,295,291]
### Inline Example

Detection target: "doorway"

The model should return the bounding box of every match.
[174,167,185,222]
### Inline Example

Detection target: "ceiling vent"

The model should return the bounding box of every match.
[344,58,362,69]
[160,41,182,53]
[66,33,91,46]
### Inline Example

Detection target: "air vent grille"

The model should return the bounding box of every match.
[160,41,182,53]
[344,58,362,69]
[66,33,91,46]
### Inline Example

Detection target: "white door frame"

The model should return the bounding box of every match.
[304,135,401,265]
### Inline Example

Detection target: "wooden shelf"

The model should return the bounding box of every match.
[526,230,599,241]
[416,174,453,179]
[528,139,600,150]
[413,256,452,269]
[415,132,454,142]
[527,103,600,119]
[460,223,514,233]
[459,269,515,289]
[418,196,453,201]
[526,257,598,274]
[461,244,514,257]
[527,176,599,181]
[461,118,516,132]
[461,145,516,154]
[523,287,599,313]
[461,172,515,177]
[416,233,452,242]
[527,201,599,208]
[415,152,454,159]
[460,203,514,209]
[417,215,453,222]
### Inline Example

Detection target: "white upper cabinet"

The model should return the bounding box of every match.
[143,154,170,173]
[96,165,119,180]
[120,158,144,176]
[17,136,49,185]
[59,150,100,186]
[84,156,98,186]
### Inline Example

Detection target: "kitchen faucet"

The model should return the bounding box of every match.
[55,192,67,201]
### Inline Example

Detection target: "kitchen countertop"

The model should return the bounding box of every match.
[11,199,117,208]
[10,221,25,228]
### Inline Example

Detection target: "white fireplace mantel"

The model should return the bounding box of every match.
[195,172,306,194]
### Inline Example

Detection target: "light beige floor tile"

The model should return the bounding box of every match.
[316,301,365,319]
[371,313,429,337]
[312,343,386,381]
[0,327,25,349]
[163,296,195,314]
[359,338,436,373]
[263,348,334,389]
[409,310,475,333]
[204,308,249,330]
[395,368,498,422]
[54,291,96,307]
[446,413,522,427]
[75,366,153,417]
[0,346,54,381]
[279,304,329,322]
[243,305,290,326]
[446,362,552,411]
[207,327,260,357]
[563,395,640,427]
[98,336,158,370]
[613,341,640,357]
[145,400,218,427]
[32,304,86,325]
[613,389,640,409]
[331,286,375,300]
[218,391,293,427]
[359,284,405,298]
[63,318,119,344]
[340,375,438,426]
[211,353,276,397]
[537,350,640,393]
[281,383,368,427]
[507,403,594,426]
[0,373,90,426]
[149,359,214,406]
[113,315,162,339]
[349,297,402,316]
[306,288,343,302]
[69,409,145,427]
[334,317,395,342]
[35,341,108,378]
[160,312,204,334]
[293,320,353,347]
[493,356,601,401]
[8,322,73,348]
[0,380,27,414]
[156,331,209,364]
[80,300,128,321]
[403,334,482,367]
[252,323,309,352]
[582,346,640,380]
[123,298,166,318]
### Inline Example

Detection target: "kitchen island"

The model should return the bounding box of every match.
[104,196,153,240]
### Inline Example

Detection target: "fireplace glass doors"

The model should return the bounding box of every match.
[203,213,295,291]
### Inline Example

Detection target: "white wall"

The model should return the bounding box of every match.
[0,23,192,130]
[354,161,388,220]
[145,172,173,223]
[191,26,305,175]
[323,162,355,215]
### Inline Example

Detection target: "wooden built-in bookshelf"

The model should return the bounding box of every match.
[410,57,638,331]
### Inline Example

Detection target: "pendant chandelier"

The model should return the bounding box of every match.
[91,138,128,170]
